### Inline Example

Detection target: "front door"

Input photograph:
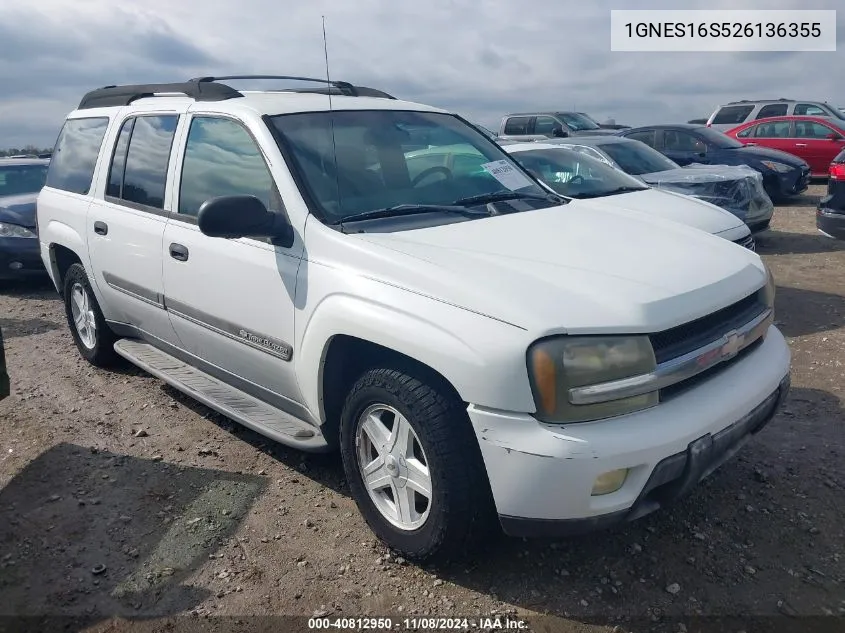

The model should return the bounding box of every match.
[161,114,306,410]
[660,130,710,165]
[792,120,845,176]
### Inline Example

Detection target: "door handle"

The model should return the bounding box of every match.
[169,243,189,262]
[795,143,808,147]
[746,142,757,146]
[93,221,108,236]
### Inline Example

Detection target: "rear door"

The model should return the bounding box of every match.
[749,120,795,155]
[86,108,185,344]
[792,120,845,175]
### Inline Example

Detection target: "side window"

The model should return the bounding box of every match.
[755,104,788,119]
[121,116,179,209]
[503,117,531,135]
[736,126,755,138]
[753,121,791,138]
[45,117,109,195]
[534,116,560,135]
[663,131,707,152]
[567,145,609,163]
[625,130,656,147]
[711,105,754,125]
[795,103,826,116]
[795,121,836,139]
[179,117,280,218]
[106,119,134,198]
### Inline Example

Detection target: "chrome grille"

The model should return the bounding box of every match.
[734,235,756,251]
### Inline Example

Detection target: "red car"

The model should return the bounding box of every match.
[725,115,845,177]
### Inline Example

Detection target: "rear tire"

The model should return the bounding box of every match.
[63,263,118,367]
[339,366,496,562]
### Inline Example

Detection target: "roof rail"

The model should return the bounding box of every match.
[77,75,388,109]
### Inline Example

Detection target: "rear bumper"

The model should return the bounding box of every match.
[0,236,45,279]
[817,208,845,240]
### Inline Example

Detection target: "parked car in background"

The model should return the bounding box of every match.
[519,136,775,233]
[725,116,845,178]
[817,148,845,240]
[0,158,50,280]
[706,99,845,132]
[617,124,810,202]
[502,142,755,248]
[498,111,619,140]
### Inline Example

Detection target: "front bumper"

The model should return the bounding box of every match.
[0,236,45,279]
[817,208,845,240]
[771,167,810,198]
[469,326,791,537]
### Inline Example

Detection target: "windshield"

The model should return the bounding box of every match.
[509,148,648,199]
[557,112,601,131]
[269,110,550,223]
[599,141,680,175]
[577,113,603,126]
[694,126,744,149]
[0,163,49,197]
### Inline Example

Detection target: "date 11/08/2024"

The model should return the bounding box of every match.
[308,617,528,630]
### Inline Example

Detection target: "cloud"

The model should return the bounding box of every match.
[0,0,841,148]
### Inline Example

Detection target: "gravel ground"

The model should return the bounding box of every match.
[0,184,843,633]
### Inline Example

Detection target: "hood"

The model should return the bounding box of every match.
[728,145,809,168]
[571,188,747,239]
[343,203,766,336]
[0,193,38,229]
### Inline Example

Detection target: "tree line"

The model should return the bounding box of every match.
[1,145,53,157]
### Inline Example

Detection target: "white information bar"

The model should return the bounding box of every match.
[610,10,836,52]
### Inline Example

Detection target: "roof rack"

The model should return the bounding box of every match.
[77,75,392,109]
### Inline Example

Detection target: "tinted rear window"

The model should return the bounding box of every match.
[712,105,754,125]
[755,104,788,119]
[504,117,531,135]
[45,118,109,195]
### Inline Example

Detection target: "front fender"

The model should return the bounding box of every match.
[296,290,537,422]
[42,220,92,290]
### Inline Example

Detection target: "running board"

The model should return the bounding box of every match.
[113,339,328,452]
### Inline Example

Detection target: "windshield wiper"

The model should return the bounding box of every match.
[572,186,648,199]
[335,204,490,228]
[452,191,564,207]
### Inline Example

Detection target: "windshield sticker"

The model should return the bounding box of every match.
[480,160,534,191]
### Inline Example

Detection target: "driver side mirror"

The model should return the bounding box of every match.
[551,126,568,138]
[198,195,294,247]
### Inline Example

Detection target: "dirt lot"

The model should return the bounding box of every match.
[0,185,843,633]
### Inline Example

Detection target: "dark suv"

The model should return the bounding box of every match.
[817,149,845,240]
[498,111,619,140]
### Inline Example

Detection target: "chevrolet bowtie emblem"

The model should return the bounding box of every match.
[721,330,741,359]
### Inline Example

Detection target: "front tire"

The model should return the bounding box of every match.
[339,366,496,562]
[63,263,118,367]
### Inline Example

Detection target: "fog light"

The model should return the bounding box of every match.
[9,262,23,270]
[591,468,629,496]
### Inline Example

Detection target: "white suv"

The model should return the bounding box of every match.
[38,75,791,561]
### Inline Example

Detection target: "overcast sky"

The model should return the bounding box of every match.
[0,0,841,149]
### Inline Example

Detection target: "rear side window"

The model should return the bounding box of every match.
[711,105,753,125]
[45,117,109,195]
[504,117,531,135]
[106,115,179,210]
[756,104,788,119]
[753,121,791,138]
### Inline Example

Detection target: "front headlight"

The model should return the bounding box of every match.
[760,161,792,174]
[762,264,776,311]
[527,335,658,424]
[0,222,36,238]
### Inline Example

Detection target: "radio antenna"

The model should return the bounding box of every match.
[322,15,341,215]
